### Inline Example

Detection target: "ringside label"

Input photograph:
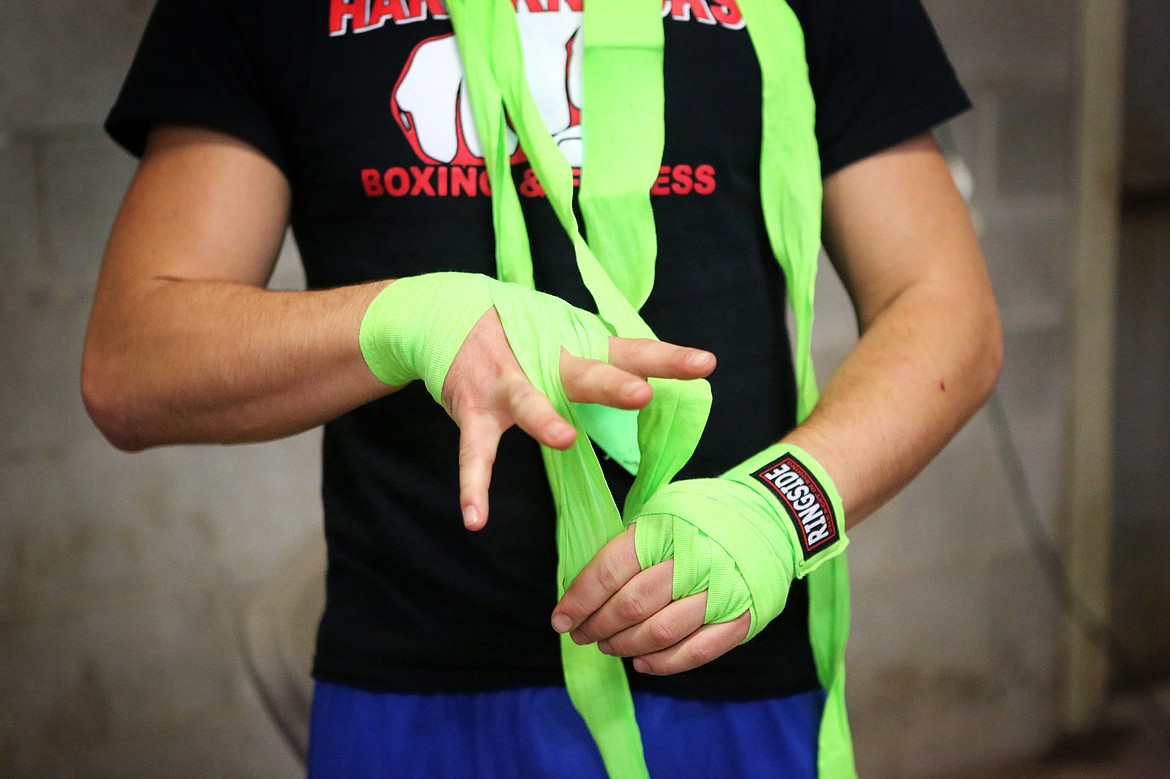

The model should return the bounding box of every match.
[752,454,839,560]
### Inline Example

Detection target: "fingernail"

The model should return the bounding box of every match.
[687,351,713,369]
[551,614,572,633]
[597,640,612,655]
[633,658,654,675]
[463,505,479,529]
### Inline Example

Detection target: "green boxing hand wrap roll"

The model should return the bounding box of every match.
[634,443,848,641]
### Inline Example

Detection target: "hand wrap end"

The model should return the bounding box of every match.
[723,442,848,580]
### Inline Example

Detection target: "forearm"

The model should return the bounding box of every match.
[783,276,1002,526]
[783,132,1003,527]
[82,124,402,450]
[82,277,391,450]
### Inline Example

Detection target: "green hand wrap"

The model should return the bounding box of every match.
[634,443,848,642]
[358,272,611,402]
[358,273,495,402]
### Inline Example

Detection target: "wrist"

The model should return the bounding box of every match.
[721,441,848,578]
[358,272,495,402]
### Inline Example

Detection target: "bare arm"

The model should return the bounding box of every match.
[81,124,390,450]
[552,131,1004,672]
[786,131,1003,526]
[82,124,715,528]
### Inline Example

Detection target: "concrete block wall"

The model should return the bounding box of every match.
[822,1,1082,776]
[0,1,1091,777]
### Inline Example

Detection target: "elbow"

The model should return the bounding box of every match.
[974,300,1005,407]
[80,349,152,452]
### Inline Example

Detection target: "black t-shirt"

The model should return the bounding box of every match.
[108,0,969,700]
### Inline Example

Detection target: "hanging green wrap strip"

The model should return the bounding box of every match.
[736,1,856,775]
[445,2,696,776]
[360,2,856,776]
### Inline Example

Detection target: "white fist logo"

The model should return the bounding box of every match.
[391,6,585,167]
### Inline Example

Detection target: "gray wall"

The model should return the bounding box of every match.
[0,3,316,775]
[1112,0,1170,686]
[0,1,1141,777]
[840,3,1077,774]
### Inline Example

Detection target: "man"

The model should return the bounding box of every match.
[82,0,1002,775]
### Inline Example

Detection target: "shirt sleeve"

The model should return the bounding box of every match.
[104,0,293,175]
[795,0,971,177]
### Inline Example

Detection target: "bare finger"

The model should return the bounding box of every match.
[551,525,642,634]
[607,338,716,380]
[630,611,751,676]
[597,592,707,658]
[570,561,674,645]
[457,415,504,531]
[501,374,576,450]
[560,350,652,409]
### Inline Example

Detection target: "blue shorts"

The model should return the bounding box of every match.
[308,681,824,778]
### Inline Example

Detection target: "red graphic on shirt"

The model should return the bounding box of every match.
[329,0,449,36]
[390,4,582,168]
[351,1,732,198]
[327,0,743,37]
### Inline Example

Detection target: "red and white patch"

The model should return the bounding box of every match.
[752,454,840,559]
